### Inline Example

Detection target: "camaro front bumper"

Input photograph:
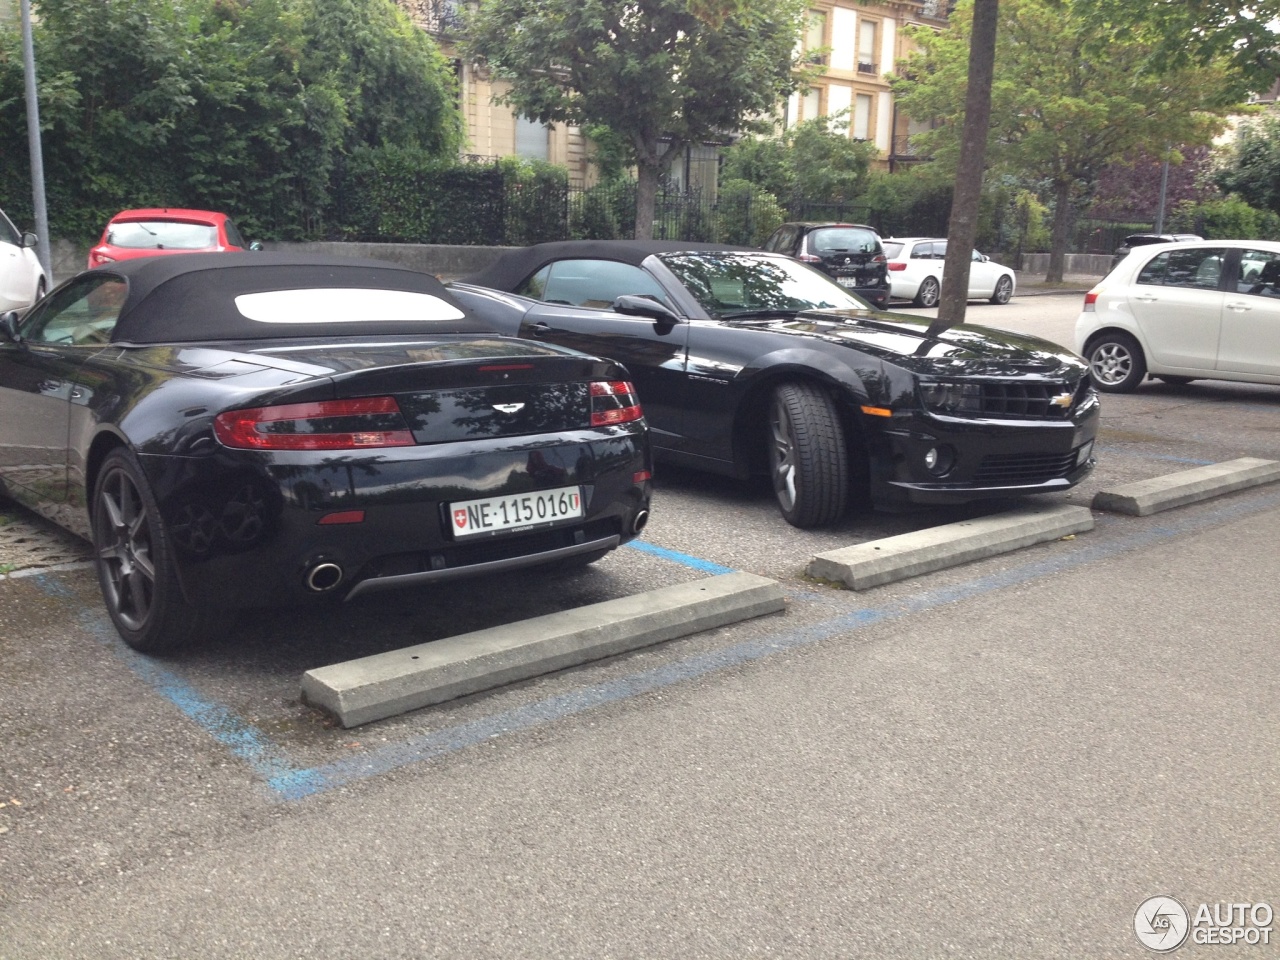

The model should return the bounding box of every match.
[869,402,1099,506]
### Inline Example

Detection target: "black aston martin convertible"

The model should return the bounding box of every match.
[454,240,1099,528]
[0,253,652,652]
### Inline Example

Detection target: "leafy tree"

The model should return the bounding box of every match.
[1168,195,1280,241]
[463,0,810,240]
[720,113,878,215]
[1068,0,1280,97]
[893,0,1241,282]
[1213,112,1280,218]
[0,0,461,241]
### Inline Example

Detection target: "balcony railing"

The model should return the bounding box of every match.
[408,0,465,36]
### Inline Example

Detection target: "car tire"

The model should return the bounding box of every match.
[767,382,849,528]
[92,448,209,654]
[913,276,941,308]
[989,275,1014,304]
[1154,376,1196,386]
[1085,332,1147,393]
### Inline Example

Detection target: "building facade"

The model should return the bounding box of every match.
[396,0,949,184]
[788,0,948,170]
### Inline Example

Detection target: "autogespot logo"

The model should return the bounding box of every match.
[1135,896,1191,952]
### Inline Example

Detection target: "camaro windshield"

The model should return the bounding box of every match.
[659,252,869,318]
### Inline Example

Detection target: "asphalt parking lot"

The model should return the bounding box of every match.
[3,293,1279,957]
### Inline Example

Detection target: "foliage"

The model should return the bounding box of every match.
[714,179,785,245]
[859,167,952,240]
[1167,195,1280,241]
[1213,112,1280,218]
[719,113,878,211]
[0,0,460,242]
[1065,0,1280,98]
[497,156,570,246]
[892,0,1244,279]
[463,0,811,238]
[1090,147,1218,222]
[570,178,636,239]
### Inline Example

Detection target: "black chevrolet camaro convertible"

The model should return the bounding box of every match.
[454,240,1099,528]
[0,254,652,652]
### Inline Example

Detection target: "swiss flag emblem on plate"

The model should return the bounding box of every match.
[453,509,469,530]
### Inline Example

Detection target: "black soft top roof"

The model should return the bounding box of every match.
[95,252,494,343]
[461,240,753,292]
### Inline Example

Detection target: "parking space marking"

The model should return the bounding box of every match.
[625,539,735,574]
[31,487,1280,803]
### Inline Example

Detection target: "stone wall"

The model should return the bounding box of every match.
[1019,253,1113,277]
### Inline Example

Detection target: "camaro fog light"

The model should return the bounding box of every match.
[923,444,956,476]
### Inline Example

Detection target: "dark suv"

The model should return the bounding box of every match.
[763,222,891,308]
[1110,233,1202,271]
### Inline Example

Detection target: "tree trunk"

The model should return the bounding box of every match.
[929,0,999,337]
[634,160,659,240]
[1045,179,1073,283]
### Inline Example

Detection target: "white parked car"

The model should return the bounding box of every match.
[0,207,47,312]
[1076,238,1280,392]
[882,237,1016,307]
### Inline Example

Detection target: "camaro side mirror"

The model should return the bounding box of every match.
[248,241,264,251]
[612,294,681,326]
[0,311,22,343]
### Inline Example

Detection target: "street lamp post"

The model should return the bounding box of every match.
[20,0,52,279]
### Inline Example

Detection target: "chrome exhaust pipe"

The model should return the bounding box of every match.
[306,562,344,593]
[632,510,649,534]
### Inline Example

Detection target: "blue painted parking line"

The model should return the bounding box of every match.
[624,539,735,575]
[35,487,1280,802]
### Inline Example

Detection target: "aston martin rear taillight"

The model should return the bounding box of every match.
[590,381,643,426]
[214,396,415,450]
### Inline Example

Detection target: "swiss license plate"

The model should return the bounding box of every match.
[449,485,583,538]
[836,277,858,288]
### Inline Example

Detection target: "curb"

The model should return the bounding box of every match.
[806,503,1095,591]
[1092,457,1280,516]
[301,571,786,728]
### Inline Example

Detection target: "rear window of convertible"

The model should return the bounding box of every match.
[234,288,466,324]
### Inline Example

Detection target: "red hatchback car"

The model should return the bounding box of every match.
[87,208,259,269]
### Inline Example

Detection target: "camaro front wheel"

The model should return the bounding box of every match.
[1085,331,1147,393]
[767,382,849,528]
[92,449,208,654]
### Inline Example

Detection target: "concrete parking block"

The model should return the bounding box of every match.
[806,503,1094,591]
[1092,457,1280,517]
[301,571,785,727]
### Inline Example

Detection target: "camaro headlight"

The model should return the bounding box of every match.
[920,381,982,415]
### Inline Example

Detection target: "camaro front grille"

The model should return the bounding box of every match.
[975,382,1073,419]
[972,450,1079,484]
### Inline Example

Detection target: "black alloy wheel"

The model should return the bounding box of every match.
[914,276,941,308]
[92,449,208,653]
[767,382,849,528]
[990,275,1014,304]
[1085,331,1147,393]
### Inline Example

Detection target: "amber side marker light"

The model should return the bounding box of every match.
[860,405,893,417]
